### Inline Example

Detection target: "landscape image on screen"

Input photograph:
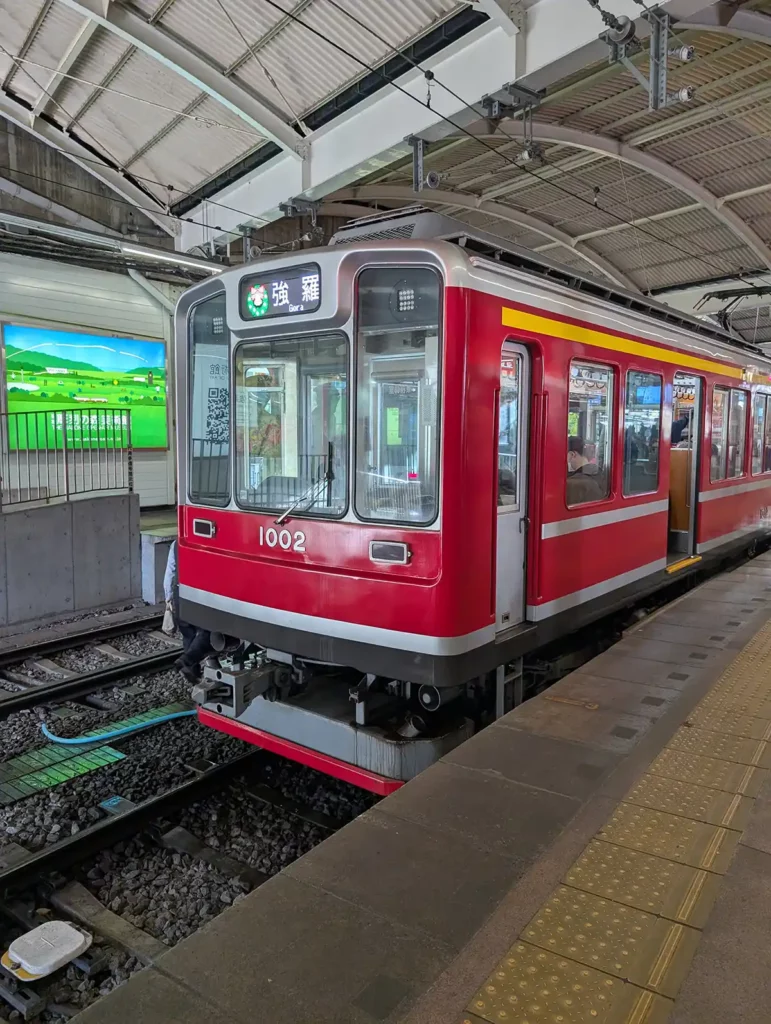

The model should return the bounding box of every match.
[4,325,167,449]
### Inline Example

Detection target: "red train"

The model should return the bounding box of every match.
[176,211,771,794]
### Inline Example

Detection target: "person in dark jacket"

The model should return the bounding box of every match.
[567,436,605,505]
[671,415,689,445]
[164,541,214,684]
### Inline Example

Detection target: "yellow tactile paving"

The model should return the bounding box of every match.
[462,942,673,1024]
[521,887,700,998]
[462,602,771,1024]
[646,749,768,796]
[623,774,754,830]
[597,803,740,873]
[564,842,720,928]
[685,707,771,740]
[693,690,771,720]
[665,725,771,767]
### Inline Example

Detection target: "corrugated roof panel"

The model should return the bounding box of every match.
[703,162,771,202]
[0,0,51,87]
[157,0,286,75]
[130,96,257,197]
[75,50,204,165]
[51,27,129,125]
[236,0,461,118]
[5,3,87,106]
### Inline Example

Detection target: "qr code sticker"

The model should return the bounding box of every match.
[206,386,229,444]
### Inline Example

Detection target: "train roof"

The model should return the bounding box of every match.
[329,209,763,360]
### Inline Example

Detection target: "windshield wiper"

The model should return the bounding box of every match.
[275,443,335,525]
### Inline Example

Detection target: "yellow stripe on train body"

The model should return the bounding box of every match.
[501,306,745,380]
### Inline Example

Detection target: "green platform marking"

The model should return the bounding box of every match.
[0,702,192,806]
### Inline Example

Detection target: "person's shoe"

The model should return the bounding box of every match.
[175,658,201,685]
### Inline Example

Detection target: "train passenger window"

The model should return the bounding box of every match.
[727,388,748,478]
[355,267,441,524]
[567,361,612,506]
[752,394,771,474]
[498,355,520,507]
[234,332,348,517]
[711,386,728,482]
[189,293,230,507]
[623,370,662,496]
[752,395,766,475]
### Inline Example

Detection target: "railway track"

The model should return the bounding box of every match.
[0,613,165,670]
[0,647,182,717]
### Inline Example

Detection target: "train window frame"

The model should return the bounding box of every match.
[231,330,350,520]
[566,359,614,509]
[752,393,771,476]
[710,385,730,483]
[622,368,662,498]
[187,291,231,509]
[727,387,749,480]
[352,264,443,529]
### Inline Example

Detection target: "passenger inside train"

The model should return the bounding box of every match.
[566,435,604,505]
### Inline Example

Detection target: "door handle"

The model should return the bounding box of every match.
[519,516,530,535]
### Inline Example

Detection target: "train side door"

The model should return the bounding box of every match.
[668,372,702,559]
[496,343,529,631]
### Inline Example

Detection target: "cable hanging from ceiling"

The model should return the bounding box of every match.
[270,0,763,286]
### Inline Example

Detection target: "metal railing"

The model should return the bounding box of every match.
[0,408,133,508]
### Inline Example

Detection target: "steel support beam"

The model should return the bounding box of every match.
[58,0,305,157]
[127,269,175,314]
[678,3,771,44]
[1,0,55,93]
[333,184,639,291]
[476,120,771,270]
[469,0,524,36]
[0,93,174,235]
[177,23,520,251]
[30,17,100,122]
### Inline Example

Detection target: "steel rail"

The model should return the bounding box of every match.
[0,614,165,669]
[0,751,262,894]
[0,647,182,718]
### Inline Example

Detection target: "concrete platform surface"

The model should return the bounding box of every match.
[72,553,771,1024]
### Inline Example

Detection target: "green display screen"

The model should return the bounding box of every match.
[240,264,321,320]
[4,324,167,449]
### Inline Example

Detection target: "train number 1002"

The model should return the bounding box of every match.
[259,526,306,552]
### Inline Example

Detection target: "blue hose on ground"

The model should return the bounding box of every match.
[41,709,197,745]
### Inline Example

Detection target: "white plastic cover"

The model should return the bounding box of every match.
[7,921,92,977]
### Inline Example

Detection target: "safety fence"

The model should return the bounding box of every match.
[0,407,133,508]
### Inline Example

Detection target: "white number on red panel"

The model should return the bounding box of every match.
[259,527,306,553]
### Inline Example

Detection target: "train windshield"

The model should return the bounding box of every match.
[355,267,442,524]
[234,332,348,516]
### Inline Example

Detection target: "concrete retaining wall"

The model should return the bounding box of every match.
[0,493,141,631]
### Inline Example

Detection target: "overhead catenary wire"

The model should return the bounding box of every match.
[213,0,309,135]
[4,53,267,141]
[278,0,765,287]
[0,0,764,287]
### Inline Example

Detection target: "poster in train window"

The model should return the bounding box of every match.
[3,324,167,449]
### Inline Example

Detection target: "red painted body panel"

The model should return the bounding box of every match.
[698,487,771,546]
[537,514,668,602]
[180,280,771,643]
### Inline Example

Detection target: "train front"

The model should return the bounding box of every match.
[175,243,475,794]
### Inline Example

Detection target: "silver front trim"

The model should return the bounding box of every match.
[699,478,771,502]
[526,558,667,621]
[697,526,761,553]
[180,583,495,656]
[542,499,668,539]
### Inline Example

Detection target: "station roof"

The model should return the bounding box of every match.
[2,1,771,342]
[0,0,467,219]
